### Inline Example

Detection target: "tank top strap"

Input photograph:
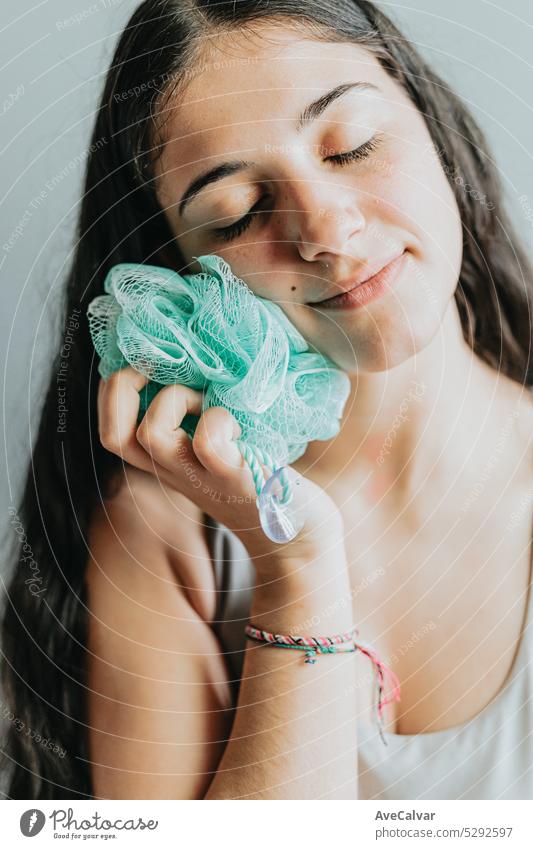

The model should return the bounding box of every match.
[203,513,227,622]
[521,501,533,635]
[203,513,256,687]
[505,501,533,680]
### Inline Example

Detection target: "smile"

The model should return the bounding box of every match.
[309,250,408,311]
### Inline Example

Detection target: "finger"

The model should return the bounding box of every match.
[97,367,156,472]
[136,384,205,477]
[192,406,247,480]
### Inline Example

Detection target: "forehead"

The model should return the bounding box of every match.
[154,26,399,175]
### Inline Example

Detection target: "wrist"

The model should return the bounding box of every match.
[235,510,346,575]
[249,561,354,634]
[250,537,349,581]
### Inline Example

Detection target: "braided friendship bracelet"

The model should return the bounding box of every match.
[244,623,360,661]
[244,623,402,746]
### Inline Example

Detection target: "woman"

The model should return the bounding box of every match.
[2,0,532,800]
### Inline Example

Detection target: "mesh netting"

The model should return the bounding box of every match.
[87,253,350,469]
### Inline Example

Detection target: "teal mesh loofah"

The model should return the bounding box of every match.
[87,254,350,510]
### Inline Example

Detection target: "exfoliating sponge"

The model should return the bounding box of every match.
[87,253,350,473]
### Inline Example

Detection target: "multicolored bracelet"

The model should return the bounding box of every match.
[244,622,401,746]
[244,623,360,663]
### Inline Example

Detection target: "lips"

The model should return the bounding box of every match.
[309,251,406,305]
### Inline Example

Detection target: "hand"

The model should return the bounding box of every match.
[97,367,346,573]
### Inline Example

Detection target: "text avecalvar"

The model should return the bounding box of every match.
[375,811,436,821]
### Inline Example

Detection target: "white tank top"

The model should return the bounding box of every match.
[205,514,533,800]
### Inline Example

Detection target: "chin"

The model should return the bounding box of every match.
[326,309,445,374]
[314,263,453,372]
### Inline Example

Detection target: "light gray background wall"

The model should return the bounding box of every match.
[1,1,532,555]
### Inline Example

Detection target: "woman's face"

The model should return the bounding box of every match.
[155,25,463,373]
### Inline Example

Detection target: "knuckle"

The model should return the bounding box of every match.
[136,421,169,454]
[191,426,212,461]
[203,422,225,453]
[99,427,120,455]
[192,430,222,469]
[103,370,121,390]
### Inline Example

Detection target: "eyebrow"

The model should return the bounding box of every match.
[178,81,380,217]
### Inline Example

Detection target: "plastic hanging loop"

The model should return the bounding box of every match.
[236,442,305,544]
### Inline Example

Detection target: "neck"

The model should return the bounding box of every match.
[295,299,505,510]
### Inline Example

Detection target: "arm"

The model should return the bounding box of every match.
[93,368,360,799]
[205,549,359,799]
[87,503,358,799]
[86,498,236,800]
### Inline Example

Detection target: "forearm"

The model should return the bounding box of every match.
[205,555,359,799]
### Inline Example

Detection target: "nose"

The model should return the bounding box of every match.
[291,186,367,265]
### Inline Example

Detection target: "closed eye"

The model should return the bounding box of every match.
[326,131,384,165]
[211,196,271,243]
[211,132,384,243]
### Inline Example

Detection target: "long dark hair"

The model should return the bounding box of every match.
[1,0,531,799]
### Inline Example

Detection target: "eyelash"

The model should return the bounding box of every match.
[327,132,384,166]
[212,133,384,243]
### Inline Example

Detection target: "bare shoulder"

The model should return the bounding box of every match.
[87,464,218,622]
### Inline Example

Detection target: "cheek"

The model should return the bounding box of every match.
[415,170,463,301]
[378,146,462,286]
[404,145,461,250]
[215,241,290,301]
